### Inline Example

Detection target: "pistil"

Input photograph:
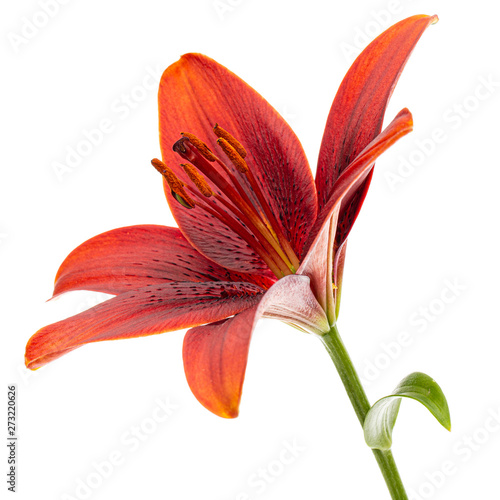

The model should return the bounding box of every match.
[180,132,217,162]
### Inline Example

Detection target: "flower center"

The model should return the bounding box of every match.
[152,125,300,278]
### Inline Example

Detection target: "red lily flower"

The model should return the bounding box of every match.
[25,15,436,418]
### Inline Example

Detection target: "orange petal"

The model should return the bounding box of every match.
[158,54,317,266]
[183,275,328,418]
[183,309,256,418]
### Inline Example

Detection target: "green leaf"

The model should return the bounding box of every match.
[363,372,451,451]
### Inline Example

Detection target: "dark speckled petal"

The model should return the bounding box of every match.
[52,224,276,298]
[26,281,264,370]
[158,53,318,269]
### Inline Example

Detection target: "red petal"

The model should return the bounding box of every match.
[161,181,271,275]
[25,281,264,370]
[52,225,275,297]
[305,109,413,259]
[183,275,328,418]
[316,15,437,234]
[159,53,317,265]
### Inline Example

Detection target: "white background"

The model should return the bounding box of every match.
[2,1,499,499]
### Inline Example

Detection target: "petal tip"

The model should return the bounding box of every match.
[219,405,240,419]
[24,355,33,370]
[25,361,39,371]
[192,393,241,419]
[24,335,42,370]
[24,348,40,371]
[397,107,413,129]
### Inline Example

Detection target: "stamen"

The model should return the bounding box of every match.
[213,124,247,158]
[216,138,248,173]
[172,136,300,276]
[174,138,244,202]
[181,163,213,197]
[175,141,297,273]
[151,158,195,209]
[181,132,217,162]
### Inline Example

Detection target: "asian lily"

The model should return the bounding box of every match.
[25,15,436,424]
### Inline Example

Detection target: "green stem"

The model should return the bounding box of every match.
[320,324,408,500]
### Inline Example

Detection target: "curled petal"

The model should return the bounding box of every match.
[315,15,437,257]
[305,108,413,259]
[316,15,437,211]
